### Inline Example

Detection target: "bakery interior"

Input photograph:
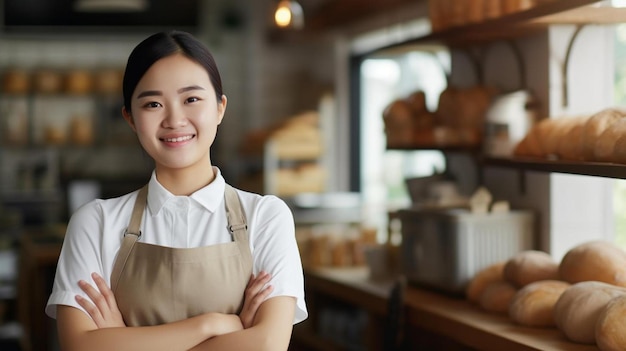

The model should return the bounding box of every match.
[3,0,626,350]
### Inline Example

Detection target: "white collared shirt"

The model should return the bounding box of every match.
[46,167,307,324]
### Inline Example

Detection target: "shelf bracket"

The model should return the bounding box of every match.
[459,47,484,86]
[505,40,527,90]
[562,24,585,108]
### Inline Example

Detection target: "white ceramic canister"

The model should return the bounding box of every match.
[483,90,536,157]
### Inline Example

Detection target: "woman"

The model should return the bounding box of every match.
[45,30,307,351]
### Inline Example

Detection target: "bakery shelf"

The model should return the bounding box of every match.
[386,144,480,153]
[485,156,626,179]
[381,0,611,49]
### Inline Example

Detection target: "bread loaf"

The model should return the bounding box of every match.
[503,250,560,288]
[479,280,518,314]
[513,118,554,158]
[556,116,588,161]
[436,87,458,129]
[582,108,626,161]
[383,99,415,147]
[596,294,626,351]
[406,91,427,115]
[611,133,626,164]
[553,281,626,344]
[508,280,570,327]
[542,118,577,157]
[466,261,506,303]
[559,240,626,287]
[594,118,626,162]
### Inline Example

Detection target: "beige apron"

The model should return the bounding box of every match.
[110,184,253,327]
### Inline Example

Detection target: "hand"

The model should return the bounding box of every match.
[239,271,273,328]
[75,272,126,329]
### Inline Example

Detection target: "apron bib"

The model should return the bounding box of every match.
[109,184,253,327]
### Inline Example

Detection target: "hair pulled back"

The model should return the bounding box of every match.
[122,30,223,113]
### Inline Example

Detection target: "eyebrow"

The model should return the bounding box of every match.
[136,85,205,99]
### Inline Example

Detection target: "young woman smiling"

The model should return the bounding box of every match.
[45,31,307,351]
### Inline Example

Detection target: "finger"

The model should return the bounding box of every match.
[242,285,274,327]
[246,271,268,288]
[250,285,274,308]
[78,280,108,313]
[245,272,271,298]
[91,273,115,308]
[75,295,103,325]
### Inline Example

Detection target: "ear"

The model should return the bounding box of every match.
[217,95,227,125]
[122,106,136,132]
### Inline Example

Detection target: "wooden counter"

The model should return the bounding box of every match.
[296,267,599,351]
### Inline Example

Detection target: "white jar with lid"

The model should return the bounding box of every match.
[484,90,536,157]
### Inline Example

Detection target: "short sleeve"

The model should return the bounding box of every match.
[45,200,106,319]
[247,194,308,324]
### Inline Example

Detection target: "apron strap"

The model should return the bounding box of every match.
[224,185,252,273]
[111,185,148,292]
[224,184,248,240]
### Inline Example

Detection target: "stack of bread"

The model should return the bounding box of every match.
[466,240,626,351]
[383,85,495,148]
[514,107,626,164]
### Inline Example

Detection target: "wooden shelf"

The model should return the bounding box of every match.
[300,267,599,351]
[405,287,599,351]
[372,0,608,51]
[386,144,480,153]
[485,156,626,179]
[532,2,626,25]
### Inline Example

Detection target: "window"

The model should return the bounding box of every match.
[358,47,448,241]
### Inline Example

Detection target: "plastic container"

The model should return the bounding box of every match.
[398,208,534,295]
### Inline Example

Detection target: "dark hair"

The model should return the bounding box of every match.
[122,30,223,112]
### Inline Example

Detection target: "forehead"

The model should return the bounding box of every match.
[136,53,212,90]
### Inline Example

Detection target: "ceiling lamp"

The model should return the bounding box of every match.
[274,0,304,30]
[74,0,149,12]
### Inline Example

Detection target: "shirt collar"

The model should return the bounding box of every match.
[147,167,226,215]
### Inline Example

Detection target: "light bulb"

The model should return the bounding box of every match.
[275,3,292,27]
[274,0,304,29]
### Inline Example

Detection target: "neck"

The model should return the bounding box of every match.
[155,163,216,196]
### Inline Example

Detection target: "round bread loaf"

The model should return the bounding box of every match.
[594,118,626,162]
[596,294,626,351]
[556,116,588,161]
[611,133,626,164]
[553,281,626,344]
[559,240,626,287]
[479,280,518,314]
[513,118,555,158]
[582,108,626,160]
[541,118,579,157]
[466,261,506,303]
[503,250,560,288]
[406,90,427,115]
[383,99,415,146]
[436,87,458,128]
[508,280,570,327]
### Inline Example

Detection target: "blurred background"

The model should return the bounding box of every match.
[0,0,420,350]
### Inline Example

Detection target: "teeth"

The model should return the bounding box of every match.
[163,135,193,142]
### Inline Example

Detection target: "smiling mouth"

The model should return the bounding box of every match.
[161,135,195,143]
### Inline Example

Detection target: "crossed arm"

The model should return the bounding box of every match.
[56,272,295,351]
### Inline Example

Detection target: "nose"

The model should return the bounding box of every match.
[162,103,188,128]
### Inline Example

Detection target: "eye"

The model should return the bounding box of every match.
[185,97,200,104]
[144,101,162,108]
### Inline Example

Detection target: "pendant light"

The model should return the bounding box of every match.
[274,0,304,30]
